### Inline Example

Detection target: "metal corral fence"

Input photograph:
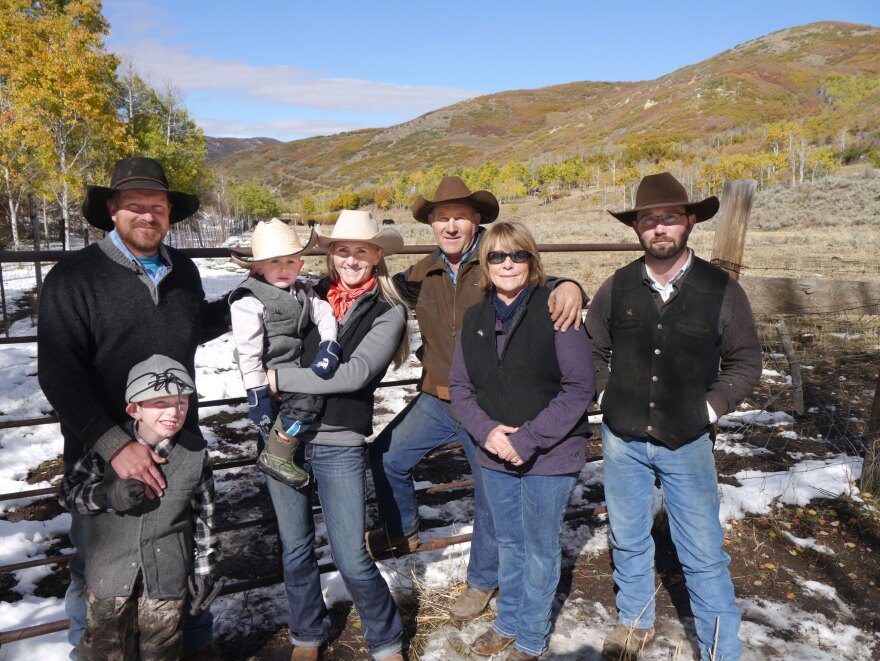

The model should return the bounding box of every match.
[0,240,640,646]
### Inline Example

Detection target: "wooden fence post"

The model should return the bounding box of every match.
[775,319,805,416]
[859,369,880,493]
[711,179,757,281]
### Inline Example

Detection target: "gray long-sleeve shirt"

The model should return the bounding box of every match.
[275,300,407,446]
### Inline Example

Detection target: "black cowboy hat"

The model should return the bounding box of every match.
[411,176,499,224]
[608,172,719,225]
[82,157,200,231]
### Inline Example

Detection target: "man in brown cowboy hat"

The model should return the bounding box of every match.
[585,172,761,660]
[37,156,227,659]
[367,175,585,620]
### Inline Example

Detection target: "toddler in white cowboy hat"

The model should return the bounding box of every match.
[229,218,341,487]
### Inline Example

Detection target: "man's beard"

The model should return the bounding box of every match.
[118,223,164,254]
[640,230,690,261]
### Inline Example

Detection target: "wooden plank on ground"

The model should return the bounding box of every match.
[741,276,880,315]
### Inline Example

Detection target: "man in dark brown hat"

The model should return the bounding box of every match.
[37,156,227,660]
[368,175,585,620]
[586,172,761,661]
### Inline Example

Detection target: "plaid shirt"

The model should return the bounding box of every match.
[60,426,216,577]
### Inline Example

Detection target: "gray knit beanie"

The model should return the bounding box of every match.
[125,354,195,403]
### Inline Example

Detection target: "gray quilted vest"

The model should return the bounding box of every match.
[229,276,310,368]
[71,429,207,599]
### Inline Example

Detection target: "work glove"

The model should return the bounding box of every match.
[92,476,145,513]
[247,385,277,433]
[310,340,341,377]
[188,575,221,616]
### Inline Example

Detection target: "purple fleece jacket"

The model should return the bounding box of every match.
[449,322,595,476]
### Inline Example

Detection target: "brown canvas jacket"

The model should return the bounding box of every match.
[398,248,485,400]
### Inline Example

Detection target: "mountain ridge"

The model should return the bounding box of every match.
[209,21,880,198]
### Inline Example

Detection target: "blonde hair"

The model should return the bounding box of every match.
[477,221,546,292]
[326,245,410,369]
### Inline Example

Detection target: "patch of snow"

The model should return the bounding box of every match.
[782,532,836,555]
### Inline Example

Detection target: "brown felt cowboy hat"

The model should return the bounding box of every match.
[608,172,719,225]
[411,176,499,224]
[82,157,200,231]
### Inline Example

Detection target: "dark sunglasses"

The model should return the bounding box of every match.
[487,250,532,264]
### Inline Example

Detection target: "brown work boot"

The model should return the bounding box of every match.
[506,648,539,660]
[290,645,320,661]
[449,585,496,621]
[601,623,655,660]
[470,628,515,656]
[384,653,405,661]
[365,526,420,559]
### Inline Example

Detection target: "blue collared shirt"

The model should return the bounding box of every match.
[440,228,484,289]
[110,229,170,286]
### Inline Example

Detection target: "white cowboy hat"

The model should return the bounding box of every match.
[316,210,403,255]
[230,218,318,267]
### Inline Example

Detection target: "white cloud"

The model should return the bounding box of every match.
[198,117,365,140]
[113,40,477,114]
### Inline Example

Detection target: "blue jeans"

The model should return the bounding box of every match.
[265,443,403,660]
[66,547,214,659]
[368,393,498,591]
[482,469,577,656]
[602,423,741,661]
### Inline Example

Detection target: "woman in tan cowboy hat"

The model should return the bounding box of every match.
[264,209,409,661]
[229,218,341,488]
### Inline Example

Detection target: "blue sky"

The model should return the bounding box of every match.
[104,1,880,142]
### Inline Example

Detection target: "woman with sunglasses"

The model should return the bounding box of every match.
[449,221,595,660]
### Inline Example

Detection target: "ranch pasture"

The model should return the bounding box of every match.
[0,169,878,659]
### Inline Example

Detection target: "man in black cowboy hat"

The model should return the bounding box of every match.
[37,156,227,659]
[586,172,761,661]
[367,175,585,620]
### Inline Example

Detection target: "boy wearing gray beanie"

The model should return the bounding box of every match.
[60,355,217,660]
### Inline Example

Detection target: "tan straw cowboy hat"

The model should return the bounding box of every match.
[82,157,200,231]
[230,218,317,267]
[316,210,403,255]
[608,172,719,225]
[411,176,499,224]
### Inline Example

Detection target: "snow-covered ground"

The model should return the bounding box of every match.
[0,259,876,660]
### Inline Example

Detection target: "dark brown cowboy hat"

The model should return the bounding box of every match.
[608,172,719,225]
[412,176,499,224]
[82,157,200,231]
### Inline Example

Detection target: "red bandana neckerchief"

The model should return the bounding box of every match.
[327,277,377,320]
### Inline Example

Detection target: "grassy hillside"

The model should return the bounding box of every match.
[210,22,880,199]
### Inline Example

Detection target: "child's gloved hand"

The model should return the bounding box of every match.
[310,340,341,376]
[188,575,221,615]
[93,477,145,513]
[247,386,276,433]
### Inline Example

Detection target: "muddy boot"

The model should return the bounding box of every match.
[257,416,309,488]
[450,585,497,621]
[601,623,655,660]
[365,526,420,559]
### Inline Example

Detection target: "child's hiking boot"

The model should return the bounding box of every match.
[256,416,309,488]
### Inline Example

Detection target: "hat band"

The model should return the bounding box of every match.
[113,176,170,190]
